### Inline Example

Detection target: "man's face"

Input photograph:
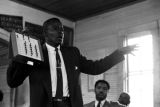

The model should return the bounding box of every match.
[95,82,108,101]
[45,22,64,47]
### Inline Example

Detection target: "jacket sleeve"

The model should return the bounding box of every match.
[7,59,33,88]
[76,48,124,75]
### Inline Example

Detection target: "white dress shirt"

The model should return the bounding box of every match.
[46,43,69,97]
[95,99,106,107]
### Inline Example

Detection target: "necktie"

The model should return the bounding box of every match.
[97,101,101,107]
[55,47,63,98]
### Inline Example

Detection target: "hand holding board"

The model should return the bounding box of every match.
[9,31,44,64]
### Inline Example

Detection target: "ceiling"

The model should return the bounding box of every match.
[11,0,144,21]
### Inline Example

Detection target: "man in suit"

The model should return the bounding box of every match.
[7,18,136,107]
[84,80,125,107]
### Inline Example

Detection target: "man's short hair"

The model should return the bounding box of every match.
[95,80,110,90]
[119,92,130,98]
[43,18,61,32]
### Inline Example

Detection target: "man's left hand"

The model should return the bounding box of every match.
[118,44,138,55]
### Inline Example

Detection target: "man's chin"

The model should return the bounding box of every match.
[57,42,62,45]
[96,97,105,101]
[56,38,63,44]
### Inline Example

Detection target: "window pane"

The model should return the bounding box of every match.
[126,32,153,107]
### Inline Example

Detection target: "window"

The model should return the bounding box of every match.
[124,31,153,107]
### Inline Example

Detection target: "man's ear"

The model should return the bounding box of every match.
[94,88,96,93]
[60,32,64,45]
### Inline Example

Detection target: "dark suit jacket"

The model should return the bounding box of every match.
[7,45,124,107]
[84,101,111,107]
[109,101,125,107]
[84,101,125,107]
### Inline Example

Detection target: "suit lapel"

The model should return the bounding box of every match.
[88,101,95,107]
[103,101,111,107]
[41,44,52,99]
[61,48,71,73]
[42,44,49,67]
[60,48,72,86]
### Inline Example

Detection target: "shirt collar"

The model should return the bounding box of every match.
[95,99,106,107]
[45,43,60,51]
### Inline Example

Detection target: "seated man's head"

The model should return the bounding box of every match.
[94,80,110,101]
[118,92,130,106]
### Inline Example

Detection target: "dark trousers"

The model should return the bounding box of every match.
[52,97,71,107]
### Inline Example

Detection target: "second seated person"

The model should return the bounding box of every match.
[7,18,136,107]
[84,80,125,107]
[118,92,130,106]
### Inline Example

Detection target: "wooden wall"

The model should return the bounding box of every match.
[75,0,160,106]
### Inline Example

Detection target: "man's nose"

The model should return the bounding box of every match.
[58,26,64,32]
[99,88,104,92]
[58,31,64,36]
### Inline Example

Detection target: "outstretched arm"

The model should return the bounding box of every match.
[79,45,137,75]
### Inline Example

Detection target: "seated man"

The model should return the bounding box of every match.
[118,92,130,106]
[84,80,125,107]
